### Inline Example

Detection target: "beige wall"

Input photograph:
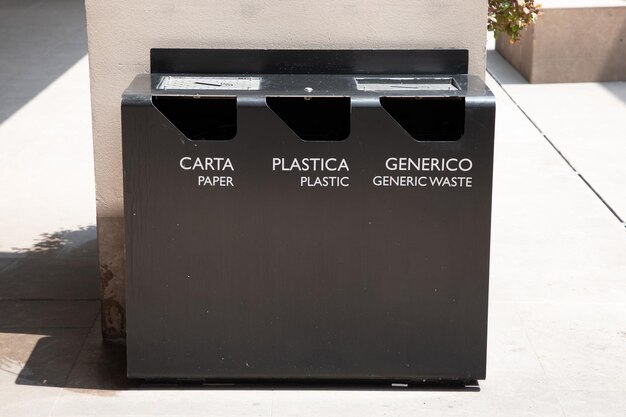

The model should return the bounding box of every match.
[85,0,488,338]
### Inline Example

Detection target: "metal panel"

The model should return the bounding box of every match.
[150,49,469,76]
[123,49,494,383]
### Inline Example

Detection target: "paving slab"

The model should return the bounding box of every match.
[488,75,626,305]
[63,317,135,391]
[0,327,89,417]
[520,302,626,392]
[3,60,626,417]
[557,389,626,417]
[0,372,63,417]
[0,0,97,304]
[37,65,626,417]
[1,10,625,416]
[488,49,626,224]
[0,328,89,387]
[0,256,98,300]
[0,55,96,253]
[0,301,99,329]
[0,0,87,122]
[486,301,545,374]
[0,225,98,300]
[49,371,566,417]
[486,64,626,416]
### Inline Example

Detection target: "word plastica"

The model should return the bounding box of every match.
[273,157,350,187]
[374,156,474,188]
[179,156,234,187]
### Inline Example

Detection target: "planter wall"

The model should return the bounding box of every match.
[496,3,626,83]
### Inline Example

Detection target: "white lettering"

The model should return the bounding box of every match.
[179,157,234,171]
[180,157,192,170]
[198,176,234,187]
[273,157,349,172]
[373,175,472,188]
[300,176,350,187]
[385,157,473,173]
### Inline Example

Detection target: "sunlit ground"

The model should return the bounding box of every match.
[0,56,95,254]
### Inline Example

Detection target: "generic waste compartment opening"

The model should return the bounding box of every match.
[122,49,496,384]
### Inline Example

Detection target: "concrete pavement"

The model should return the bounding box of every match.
[1,3,625,414]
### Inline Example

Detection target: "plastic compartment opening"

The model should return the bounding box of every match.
[266,96,350,141]
[380,96,465,141]
[152,96,237,141]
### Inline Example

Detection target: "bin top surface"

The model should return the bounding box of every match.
[123,49,493,102]
[123,73,492,102]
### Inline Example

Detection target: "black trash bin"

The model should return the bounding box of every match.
[122,49,495,383]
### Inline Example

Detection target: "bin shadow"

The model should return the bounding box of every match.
[0,225,118,390]
[4,230,479,393]
[17,335,481,392]
[138,379,480,392]
[13,327,136,392]
[14,324,480,392]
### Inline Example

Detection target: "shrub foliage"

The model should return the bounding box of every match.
[488,0,541,42]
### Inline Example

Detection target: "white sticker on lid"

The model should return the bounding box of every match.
[158,76,262,91]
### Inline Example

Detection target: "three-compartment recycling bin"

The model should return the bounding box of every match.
[122,49,495,383]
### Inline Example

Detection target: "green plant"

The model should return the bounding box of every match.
[488,0,541,43]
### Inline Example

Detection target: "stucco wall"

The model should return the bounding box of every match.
[85,0,488,338]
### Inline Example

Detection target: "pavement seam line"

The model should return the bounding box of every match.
[44,308,102,417]
[45,309,100,417]
[487,68,626,229]
[521,326,569,417]
[60,309,101,387]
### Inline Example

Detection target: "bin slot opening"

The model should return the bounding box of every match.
[356,77,458,92]
[152,96,236,141]
[380,97,464,141]
[266,97,350,141]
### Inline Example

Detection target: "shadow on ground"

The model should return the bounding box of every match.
[486,49,528,86]
[1,227,480,392]
[0,226,99,300]
[0,0,88,123]
[0,226,123,390]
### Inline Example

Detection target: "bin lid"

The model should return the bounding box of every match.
[150,49,468,76]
